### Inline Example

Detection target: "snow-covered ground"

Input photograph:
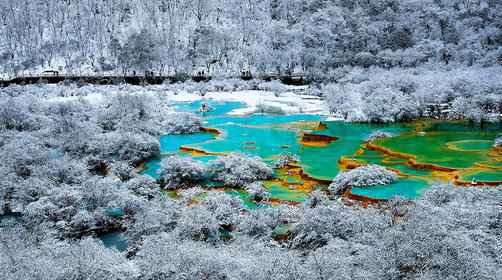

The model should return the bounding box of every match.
[166,90,330,116]
[42,84,330,116]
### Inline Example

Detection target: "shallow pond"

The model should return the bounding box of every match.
[142,100,501,203]
[99,231,128,252]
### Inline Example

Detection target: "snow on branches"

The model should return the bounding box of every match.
[159,156,207,189]
[208,153,273,187]
[367,131,393,142]
[329,165,398,196]
[245,182,270,203]
[494,136,502,148]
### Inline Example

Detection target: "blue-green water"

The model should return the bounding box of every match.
[351,178,430,200]
[142,100,500,202]
[99,232,128,252]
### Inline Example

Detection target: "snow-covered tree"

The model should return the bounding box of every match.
[494,136,502,148]
[367,131,393,142]
[245,182,270,203]
[208,153,273,187]
[1,0,501,76]
[330,165,398,196]
[159,156,207,189]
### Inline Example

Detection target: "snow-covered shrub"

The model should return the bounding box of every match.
[109,161,135,181]
[370,184,502,280]
[326,66,502,123]
[449,94,501,123]
[272,153,299,168]
[0,232,136,280]
[8,177,54,213]
[205,78,256,91]
[175,204,221,241]
[245,182,270,203]
[303,190,330,209]
[0,134,50,177]
[256,102,286,115]
[0,96,40,131]
[329,165,398,196]
[367,131,393,142]
[159,156,207,189]
[208,153,273,187]
[177,186,205,203]
[449,97,486,122]
[176,191,243,241]
[257,80,288,93]
[134,233,304,279]
[494,136,502,148]
[97,93,153,132]
[327,81,420,123]
[291,202,386,250]
[238,210,280,238]
[304,86,323,97]
[201,192,243,227]
[42,157,89,185]
[104,132,160,165]
[362,87,419,123]
[70,210,97,231]
[164,112,202,134]
[125,176,160,200]
[324,83,363,120]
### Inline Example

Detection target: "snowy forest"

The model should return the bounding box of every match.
[1,1,502,280]
[1,0,501,77]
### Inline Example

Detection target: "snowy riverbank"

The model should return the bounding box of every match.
[10,83,330,117]
[166,90,330,116]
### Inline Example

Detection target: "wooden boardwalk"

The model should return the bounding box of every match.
[0,74,309,87]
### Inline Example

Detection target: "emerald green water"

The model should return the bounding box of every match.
[352,150,432,177]
[448,140,493,152]
[299,122,411,180]
[460,170,502,182]
[142,101,501,203]
[374,122,501,169]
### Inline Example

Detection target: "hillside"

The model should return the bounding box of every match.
[0,0,501,78]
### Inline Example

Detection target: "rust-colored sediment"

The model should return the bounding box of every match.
[277,162,395,206]
[300,133,338,147]
[284,121,324,131]
[200,127,221,135]
[338,156,364,170]
[179,146,225,156]
[289,163,333,186]
[475,162,502,170]
[366,142,414,160]
[488,147,502,157]
[314,121,328,131]
[453,174,502,187]
[178,144,396,206]
[454,180,502,187]
[269,198,301,206]
[411,162,457,172]
[365,142,457,172]
[342,191,387,207]
[339,156,406,176]
[133,162,146,173]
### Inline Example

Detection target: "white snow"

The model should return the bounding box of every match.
[163,90,330,116]
[38,84,330,117]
